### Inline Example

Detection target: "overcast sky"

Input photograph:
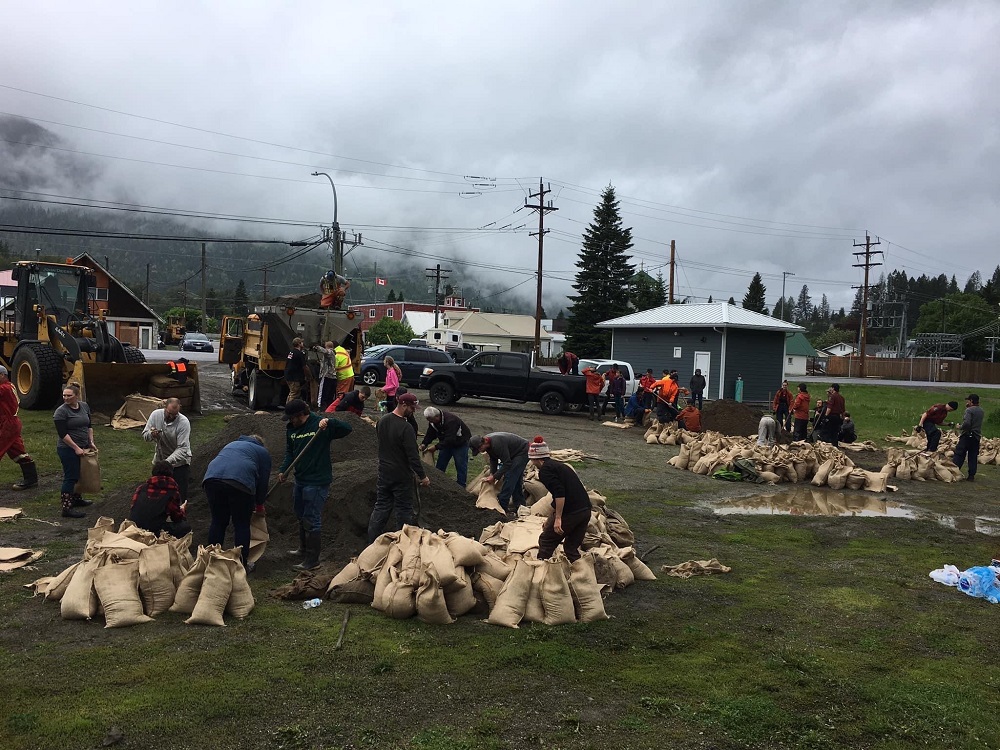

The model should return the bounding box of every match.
[1,1,998,313]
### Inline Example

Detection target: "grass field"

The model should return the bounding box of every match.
[1,385,999,750]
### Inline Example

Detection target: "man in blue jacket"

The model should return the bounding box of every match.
[203,435,272,569]
[277,399,353,570]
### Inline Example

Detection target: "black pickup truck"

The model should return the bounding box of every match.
[418,351,588,414]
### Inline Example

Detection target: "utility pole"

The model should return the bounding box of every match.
[145,264,150,304]
[262,268,269,303]
[200,242,207,330]
[668,240,676,304]
[781,271,795,321]
[425,264,451,328]
[525,179,558,358]
[852,232,882,378]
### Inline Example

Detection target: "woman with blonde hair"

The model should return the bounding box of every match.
[383,355,402,412]
[53,383,95,518]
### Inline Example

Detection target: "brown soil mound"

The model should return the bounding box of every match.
[700,399,763,437]
[101,412,500,573]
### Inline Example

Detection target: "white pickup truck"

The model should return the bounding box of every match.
[577,359,640,396]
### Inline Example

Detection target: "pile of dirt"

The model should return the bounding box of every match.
[101,412,500,571]
[700,399,763,437]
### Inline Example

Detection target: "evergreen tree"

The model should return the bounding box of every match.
[964,271,982,294]
[565,186,635,356]
[819,294,831,323]
[741,273,767,314]
[630,271,666,311]
[794,284,812,323]
[983,266,1000,306]
[707,295,713,303]
[728,297,736,305]
[233,279,248,315]
[387,289,397,302]
[948,275,960,295]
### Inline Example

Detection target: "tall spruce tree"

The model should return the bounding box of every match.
[742,273,767,313]
[565,186,635,356]
[233,279,248,314]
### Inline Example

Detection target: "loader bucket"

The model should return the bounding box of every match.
[70,361,201,416]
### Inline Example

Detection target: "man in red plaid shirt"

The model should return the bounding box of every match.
[129,461,191,537]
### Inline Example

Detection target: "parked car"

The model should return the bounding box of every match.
[180,332,214,353]
[407,338,430,348]
[359,345,453,387]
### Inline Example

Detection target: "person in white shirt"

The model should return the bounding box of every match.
[143,398,192,501]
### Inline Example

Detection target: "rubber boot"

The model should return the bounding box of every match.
[292,531,322,571]
[61,492,85,519]
[71,493,93,507]
[288,523,307,556]
[12,459,38,490]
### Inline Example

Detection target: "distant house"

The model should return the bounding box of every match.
[0,269,14,310]
[819,342,858,357]
[442,311,552,354]
[596,302,804,402]
[783,331,819,376]
[70,254,163,349]
[349,295,478,335]
[541,319,565,358]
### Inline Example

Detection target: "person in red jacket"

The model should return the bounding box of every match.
[582,366,605,421]
[557,351,579,376]
[917,400,958,452]
[791,383,811,441]
[0,365,38,491]
[772,380,793,432]
[677,400,702,432]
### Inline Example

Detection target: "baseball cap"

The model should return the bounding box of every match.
[397,393,418,406]
[966,394,979,404]
[469,435,484,454]
[282,399,310,421]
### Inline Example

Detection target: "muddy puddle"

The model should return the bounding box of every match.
[707,487,1000,535]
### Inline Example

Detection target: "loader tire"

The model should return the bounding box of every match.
[122,346,146,364]
[13,343,64,409]
[248,369,274,411]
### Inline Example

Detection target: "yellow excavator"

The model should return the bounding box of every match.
[0,260,200,413]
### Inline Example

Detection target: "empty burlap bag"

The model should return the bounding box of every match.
[248,513,268,564]
[567,553,608,622]
[186,553,236,626]
[472,571,505,610]
[61,551,108,620]
[488,558,533,628]
[415,566,454,625]
[618,548,656,581]
[170,545,213,614]
[382,566,417,619]
[441,532,487,567]
[503,517,545,555]
[357,533,397,576]
[588,489,607,507]
[475,481,505,514]
[477,550,512,581]
[661,559,731,578]
[74,448,101,494]
[94,559,153,628]
[226,558,255,619]
[444,567,478,617]
[43,562,80,603]
[138,543,176,616]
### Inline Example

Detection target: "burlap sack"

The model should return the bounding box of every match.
[793,460,811,482]
[169,546,213,614]
[667,455,686,469]
[44,562,80,602]
[488,558,532,628]
[528,495,554,516]
[472,571,504,609]
[522,478,548,503]
[826,465,852,491]
[522,559,546,623]
[138,543,176,616]
[477,550,513,581]
[645,434,659,445]
[604,508,635,548]
[567,553,608,622]
[676,443,692,469]
[443,568,477,617]
[87,516,116,547]
[441,532,487,567]
[74,448,101,494]
[658,431,678,445]
[328,559,364,596]
[691,452,717,475]
[618,548,657,581]
[593,548,635,590]
[880,460,897,478]
[915,454,936,481]
[186,554,236,626]
[476,481,505,514]
[588,490,607,507]
[382,567,416,619]
[94,560,153,628]
[247,513,268,564]
[863,471,888,492]
[400,526,427,581]
[503,517,545,555]
[373,545,404,608]
[61,551,107,620]
[415,567,454,625]
[118,519,158,543]
[331,578,376,604]
[94,532,149,560]
[169,531,195,573]
[422,533,459,588]
[539,557,576,626]
[357,533,397,576]
[845,470,867,491]
[895,457,913,480]
[758,471,781,484]
[226,560,255,619]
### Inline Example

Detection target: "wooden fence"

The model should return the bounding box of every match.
[825,356,1000,384]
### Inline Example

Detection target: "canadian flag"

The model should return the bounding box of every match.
[375,277,387,286]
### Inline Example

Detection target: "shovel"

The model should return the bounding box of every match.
[265,428,323,498]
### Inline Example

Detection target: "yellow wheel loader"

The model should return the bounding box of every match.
[220,304,361,410]
[0,261,200,413]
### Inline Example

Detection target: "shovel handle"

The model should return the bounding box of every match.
[265,427,323,498]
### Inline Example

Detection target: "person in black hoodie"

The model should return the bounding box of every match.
[689,369,707,410]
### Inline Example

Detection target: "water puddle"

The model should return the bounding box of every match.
[707,487,1000,536]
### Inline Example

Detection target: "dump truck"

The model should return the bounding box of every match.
[0,260,200,413]
[219,304,362,410]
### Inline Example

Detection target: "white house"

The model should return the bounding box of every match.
[819,342,858,357]
[440,311,551,353]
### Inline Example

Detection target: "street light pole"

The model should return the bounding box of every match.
[781,271,795,321]
[311,171,342,276]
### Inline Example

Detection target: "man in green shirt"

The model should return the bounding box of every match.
[277,398,352,570]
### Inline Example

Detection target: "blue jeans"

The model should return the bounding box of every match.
[497,453,529,511]
[436,444,469,487]
[293,483,329,533]
[56,443,81,494]
[368,476,416,542]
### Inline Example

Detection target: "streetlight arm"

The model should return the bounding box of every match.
[311,171,339,227]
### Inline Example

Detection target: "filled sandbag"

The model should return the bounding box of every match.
[826,465,852,491]
[441,532,488,567]
[472,571,505,610]
[328,559,364,594]
[528,495,554,516]
[186,554,236,626]
[758,471,781,484]
[94,559,153,628]
[603,508,635,548]
[169,546,213,614]
[93,531,149,560]
[357,533,397,576]
[593,548,635,590]
[488,558,533,628]
[845,470,867,491]
[422,533,459,589]
[443,568,478,617]
[415,567,454,625]
[567,553,608,622]
[43,562,80,603]
[522,478,548,503]
[382,567,417,619]
[539,557,576,626]
[618,548,657,581]
[138,543,176,616]
[373,545,404,608]
[74,448,101,494]
[477,550,513,581]
[522,559,546,624]
[61,552,107,620]
[226,560,255,619]
[863,471,888,492]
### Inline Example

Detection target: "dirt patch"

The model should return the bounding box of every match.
[700,399,763,437]
[100,411,500,568]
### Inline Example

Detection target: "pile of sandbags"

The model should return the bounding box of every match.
[28,517,253,627]
[884,430,1000,466]
[880,448,964,483]
[467,450,603,515]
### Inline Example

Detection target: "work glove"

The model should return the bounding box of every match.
[254,504,266,515]
[914,425,924,433]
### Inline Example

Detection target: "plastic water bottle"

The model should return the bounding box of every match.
[302,598,322,609]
